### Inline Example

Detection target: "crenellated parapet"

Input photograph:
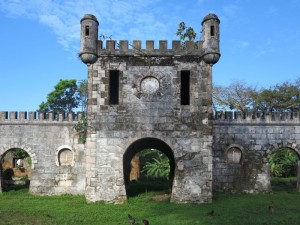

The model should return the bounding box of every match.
[214,111,300,123]
[0,111,84,123]
[96,40,204,57]
[79,13,220,65]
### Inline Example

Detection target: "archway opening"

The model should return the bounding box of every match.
[123,138,175,198]
[269,147,299,192]
[1,148,32,192]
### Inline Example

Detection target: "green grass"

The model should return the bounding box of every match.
[0,180,299,225]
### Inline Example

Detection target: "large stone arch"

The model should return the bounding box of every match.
[0,143,37,192]
[123,137,175,193]
[0,143,37,169]
[264,141,300,191]
[265,141,300,159]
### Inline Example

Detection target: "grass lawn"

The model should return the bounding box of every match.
[0,180,299,225]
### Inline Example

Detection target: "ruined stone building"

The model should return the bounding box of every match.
[0,14,299,204]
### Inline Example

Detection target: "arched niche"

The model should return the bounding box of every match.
[55,145,75,167]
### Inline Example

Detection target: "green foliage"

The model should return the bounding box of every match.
[176,21,197,48]
[269,148,298,177]
[142,158,170,179]
[253,79,300,112]
[78,79,88,113]
[140,149,170,179]
[214,78,300,113]
[11,148,29,158]
[74,115,87,144]
[38,79,80,113]
[38,79,88,143]
[0,188,300,225]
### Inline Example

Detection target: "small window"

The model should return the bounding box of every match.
[181,71,190,105]
[109,70,119,105]
[210,26,215,36]
[85,26,90,36]
[58,149,73,166]
[227,147,242,164]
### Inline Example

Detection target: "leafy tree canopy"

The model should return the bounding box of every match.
[253,79,300,112]
[213,78,300,113]
[176,22,197,49]
[38,79,88,113]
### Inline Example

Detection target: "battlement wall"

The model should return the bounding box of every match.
[96,40,204,56]
[213,111,300,124]
[0,111,83,123]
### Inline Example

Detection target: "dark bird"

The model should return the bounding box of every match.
[207,210,214,216]
[142,219,149,225]
[268,201,275,214]
[128,214,136,225]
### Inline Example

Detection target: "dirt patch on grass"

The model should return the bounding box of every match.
[152,193,170,202]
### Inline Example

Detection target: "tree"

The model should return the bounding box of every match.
[38,79,79,113]
[253,79,300,112]
[213,80,257,113]
[77,79,88,113]
[176,22,197,48]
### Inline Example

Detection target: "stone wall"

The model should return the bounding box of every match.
[0,112,85,195]
[213,111,300,193]
[85,57,214,203]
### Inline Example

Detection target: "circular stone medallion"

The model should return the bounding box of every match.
[140,76,160,94]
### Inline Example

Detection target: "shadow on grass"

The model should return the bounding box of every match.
[271,177,297,192]
[126,179,171,197]
[2,181,30,192]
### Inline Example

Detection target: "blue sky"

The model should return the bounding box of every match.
[0,0,300,111]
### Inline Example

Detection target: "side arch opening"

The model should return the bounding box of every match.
[123,138,175,199]
[1,148,32,192]
[268,147,299,192]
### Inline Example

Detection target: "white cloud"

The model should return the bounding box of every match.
[0,0,171,52]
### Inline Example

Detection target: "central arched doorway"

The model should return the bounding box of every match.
[123,138,175,198]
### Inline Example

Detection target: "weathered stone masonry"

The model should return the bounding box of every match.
[1,14,299,204]
[213,111,300,193]
[0,112,86,195]
[80,13,220,203]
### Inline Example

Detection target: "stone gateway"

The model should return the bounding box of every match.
[0,14,299,204]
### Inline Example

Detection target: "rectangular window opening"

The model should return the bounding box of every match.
[85,26,90,36]
[109,70,119,105]
[210,25,215,36]
[181,71,190,105]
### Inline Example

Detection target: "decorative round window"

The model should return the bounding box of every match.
[140,76,160,94]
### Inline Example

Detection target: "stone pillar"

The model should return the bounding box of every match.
[171,135,213,203]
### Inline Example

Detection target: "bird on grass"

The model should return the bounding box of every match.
[142,218,149,225]
[268,201,275,214]
[128,214,136,225]
[207,210,214,216]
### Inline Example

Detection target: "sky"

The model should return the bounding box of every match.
[0,0,300,111]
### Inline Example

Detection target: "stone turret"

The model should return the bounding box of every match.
[79,14,99,65]
[201,13,221,64]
